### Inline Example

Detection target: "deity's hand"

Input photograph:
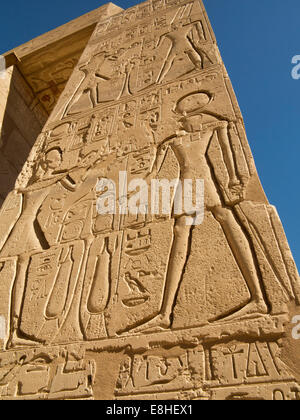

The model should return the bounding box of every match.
[226,178,246,205]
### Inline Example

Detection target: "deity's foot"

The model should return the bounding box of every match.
[6,331,39,350]
[124,314,171,335]
[214,300,268,324]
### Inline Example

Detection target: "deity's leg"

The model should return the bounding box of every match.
[212,205,268,321]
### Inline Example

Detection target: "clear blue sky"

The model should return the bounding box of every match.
[1,0,299,268]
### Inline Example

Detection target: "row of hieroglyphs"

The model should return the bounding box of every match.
[0,346,95,400]
[115,341,300,400]
[92,0,213,41]
[0,339,299,400]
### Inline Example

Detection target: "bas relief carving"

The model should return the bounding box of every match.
[0,0,299,400]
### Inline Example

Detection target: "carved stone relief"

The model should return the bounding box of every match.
[0,0,299,400]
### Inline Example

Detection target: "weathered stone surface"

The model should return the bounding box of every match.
[0,0,299,400]
[0,3,123,205]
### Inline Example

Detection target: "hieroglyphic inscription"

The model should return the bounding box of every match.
[0,0,299,400]
[115,341,300,400]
